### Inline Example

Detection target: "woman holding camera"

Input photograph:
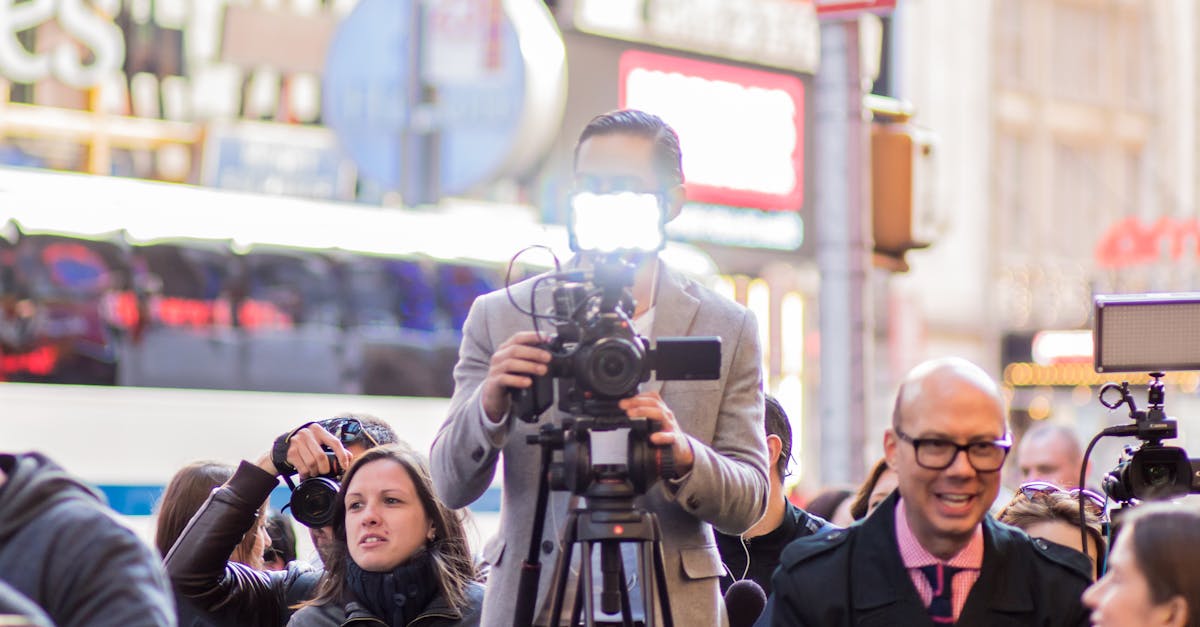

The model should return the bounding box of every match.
[1083,502,1200,627]
[161,421,368,624]
[287,444,482,626]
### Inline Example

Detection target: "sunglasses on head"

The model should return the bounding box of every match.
[317,417,380,449]
[1017,480,1107,516]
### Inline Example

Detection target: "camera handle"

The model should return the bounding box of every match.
[513,423,562,627]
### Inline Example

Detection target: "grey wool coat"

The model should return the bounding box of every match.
[430,262,769,627]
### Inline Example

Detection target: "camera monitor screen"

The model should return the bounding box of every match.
[568,191,665,254]
[1094,293,1200,372]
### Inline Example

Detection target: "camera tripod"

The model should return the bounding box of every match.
[545,487,674,627]
[512,421,675,627]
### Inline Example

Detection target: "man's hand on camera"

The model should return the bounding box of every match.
[256,423,352,478]
[620,392,694,475]
[482,331,552,423]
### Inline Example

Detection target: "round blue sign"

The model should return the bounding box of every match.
[322,0,528,196]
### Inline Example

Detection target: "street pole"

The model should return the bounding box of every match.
[815,17,872,486]
[401,0,439,206]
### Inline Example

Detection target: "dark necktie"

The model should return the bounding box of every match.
[918,564,962,625]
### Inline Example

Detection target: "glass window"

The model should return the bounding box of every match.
[243,251,340,327]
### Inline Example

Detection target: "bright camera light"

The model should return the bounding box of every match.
[569,191,665,254]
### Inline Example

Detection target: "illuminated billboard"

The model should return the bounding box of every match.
[619,50,804,212]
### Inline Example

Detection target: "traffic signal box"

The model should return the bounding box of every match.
[869,97,937,271]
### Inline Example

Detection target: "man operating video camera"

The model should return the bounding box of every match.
[430,109,769,626]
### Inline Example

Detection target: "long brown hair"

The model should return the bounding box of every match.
[849,457,892,521]
[305,444,475,612]
[156,461,265,568]
[1124,503,1200,626]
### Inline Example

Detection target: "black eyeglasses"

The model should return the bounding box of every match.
[1017,480,1107,517]
[894,428,1011,472]
[318,417,380,449]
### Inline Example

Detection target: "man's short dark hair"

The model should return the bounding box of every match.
[574,109,684,188]
[764,395,792,480]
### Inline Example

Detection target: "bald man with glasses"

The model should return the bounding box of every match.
[757,358,1092,626]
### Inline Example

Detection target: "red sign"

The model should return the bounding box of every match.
[1095,216,1200,269]
[619,50,805,212]
[815,0,897,18]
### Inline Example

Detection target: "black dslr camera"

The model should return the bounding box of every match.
[274,417,380,528]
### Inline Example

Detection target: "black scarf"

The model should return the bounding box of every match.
[345,550,439,626]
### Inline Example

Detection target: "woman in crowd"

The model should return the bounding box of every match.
[847,457,897,521]
[157,461,271,626]
[166,421,478,627]
[997,481,1106,579]
[1083,502,1200,627]
[288,444,482,626]
[156,461,267,565]
[804,487,854,527]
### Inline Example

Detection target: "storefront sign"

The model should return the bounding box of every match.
[322,0,566,196]
[571,0,819,75]
[0,0,125,89]
[200,121,356,201]
[1095,215,1200,268]
[620,50,805,212]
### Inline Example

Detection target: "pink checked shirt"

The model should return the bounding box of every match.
[894,499,984,622]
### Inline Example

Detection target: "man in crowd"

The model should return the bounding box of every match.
[716,395,830,596]
[431,109,769,626]
[758,357,1092,625]
[0,451,176,626]
[1017,422,1090,489]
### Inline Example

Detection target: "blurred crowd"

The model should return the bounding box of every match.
[4,110,1200,627]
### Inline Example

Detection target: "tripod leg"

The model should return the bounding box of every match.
[615,549,633,627]
[637,541,655,627]
[571,574,586,627]
[550,511,580,627]
[651,540,674,627]
[581,540,596,627]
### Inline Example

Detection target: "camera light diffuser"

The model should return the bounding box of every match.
[1094,293,1200,372]
[568,191,665,254]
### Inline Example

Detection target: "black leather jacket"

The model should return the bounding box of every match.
[757,491,1092,627]
[165,461,321,627]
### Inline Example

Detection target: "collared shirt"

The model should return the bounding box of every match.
[893,499,984,622]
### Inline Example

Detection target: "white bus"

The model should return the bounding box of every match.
[0,167,716,553]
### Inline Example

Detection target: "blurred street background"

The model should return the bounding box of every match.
[3,0,1200,553]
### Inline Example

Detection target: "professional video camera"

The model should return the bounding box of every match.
[508,191,721,489]
[1087,293,1200,507]
[272,417,380,528]
[508,191,721,627]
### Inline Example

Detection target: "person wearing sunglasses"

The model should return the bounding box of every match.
[998,481,1107,579]
[164,414,398,627]
[758,357,1093,626]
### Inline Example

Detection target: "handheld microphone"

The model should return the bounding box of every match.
[724,579,767,627]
